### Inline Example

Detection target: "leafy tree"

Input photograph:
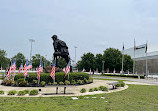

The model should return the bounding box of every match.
[94,54,103,72]
[77,52,95,71]
[0,50,10,68]
[123,54,133,72]
[32,54,45,68]
[103,48,122,72]
[11,53,26,68]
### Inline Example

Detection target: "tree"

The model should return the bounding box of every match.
[11,53,26,68]
[32,54,45,68]
[94,54,103,72]
[123,54,133,72]
[103,48,122,72]
[0,50,10,68]
[77,52,95,71]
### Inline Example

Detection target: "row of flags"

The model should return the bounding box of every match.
[6,59,32,79]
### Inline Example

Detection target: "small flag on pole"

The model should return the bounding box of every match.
[147,70,149,76]
[145,42,148,53]
[64,61,71,78]
[63,67,66,72]
[82,68,85,72]
[113,69,116,74]
[50,60,56,79]
[1,65,2,71]
[135,71,137,75]
[27,62,32,70]
[89,68,92,74]
[23,59,28,77]
[7,59,16,78]
[128,70,129,75]
[37,59,43,80]
[18,63,23,74]
[77,69,78,72]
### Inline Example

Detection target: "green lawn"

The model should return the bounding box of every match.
[0,85,158,111]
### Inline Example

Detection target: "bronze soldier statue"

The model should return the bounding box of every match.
[51,35,70,67]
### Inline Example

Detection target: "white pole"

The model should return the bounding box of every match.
[146,42,148,76]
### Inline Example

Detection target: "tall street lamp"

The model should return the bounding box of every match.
[74,46,77,64]
[102,61,105,73]
[29,39,35,62]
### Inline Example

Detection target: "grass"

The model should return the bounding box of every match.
[0,85,158,111]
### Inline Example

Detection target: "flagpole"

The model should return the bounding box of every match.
[133,39,136,75]
[122,43,124,74]
[146,41,148,77]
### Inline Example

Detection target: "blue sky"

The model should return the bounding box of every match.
[0,0,158,62]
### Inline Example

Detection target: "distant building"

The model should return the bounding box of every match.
[124,44,158,75]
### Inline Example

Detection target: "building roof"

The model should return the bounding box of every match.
[124,44,158,60]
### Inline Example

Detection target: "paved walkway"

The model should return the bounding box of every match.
[0,80,128,97]
[94,76,158,85]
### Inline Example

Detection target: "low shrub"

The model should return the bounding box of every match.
[94,87,99,91]
[65,80,70,85]
[23,90,29,94]
[3,79,12,86]
[33,80,38,85]
[80,88,86,93]
[116,81,125,87]
[40,81,46,86]
[8,90,17,95]
[19,81,27,87]
[59,81,64,85]
[0,90,4,94]
[84,78,89,84]
[53,82,57,85]
[29,90,38,95]
[71,80,76,85]
[48,82,52,85]
[18,91,26,96]
[77,80,83,85]
[99,86,108,91]
[89,88,94,92]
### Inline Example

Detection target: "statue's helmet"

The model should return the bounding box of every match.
[51,35,58,40]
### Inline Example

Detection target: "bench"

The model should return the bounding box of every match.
[107,82,119,89]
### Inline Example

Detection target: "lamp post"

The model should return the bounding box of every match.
[29,39,35,62]
[74,46,77,64]
[102,61,105,73]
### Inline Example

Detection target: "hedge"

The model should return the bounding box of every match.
[14,72,89,84]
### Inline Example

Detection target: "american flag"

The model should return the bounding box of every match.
[7,60,16,78]
[89,68,92,74]
[82,68,85,72]
[63,67,66,72]
[50,60,56,79]
[37,59,43,80]
[27,62,32,70]
[23,60,28,77]
[122,43,124,53]
[7,68,12,78]
[1,65,2,71]
[11,60,16,75]
[77,69,78,72]
[113,69,116,74]
[145,42,148,53]
[64,61,70,78]
[18,63,23,74]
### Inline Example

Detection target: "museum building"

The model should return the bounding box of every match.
[124,44,158,75]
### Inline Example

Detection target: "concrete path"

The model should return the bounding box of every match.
[0,80,128,97]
